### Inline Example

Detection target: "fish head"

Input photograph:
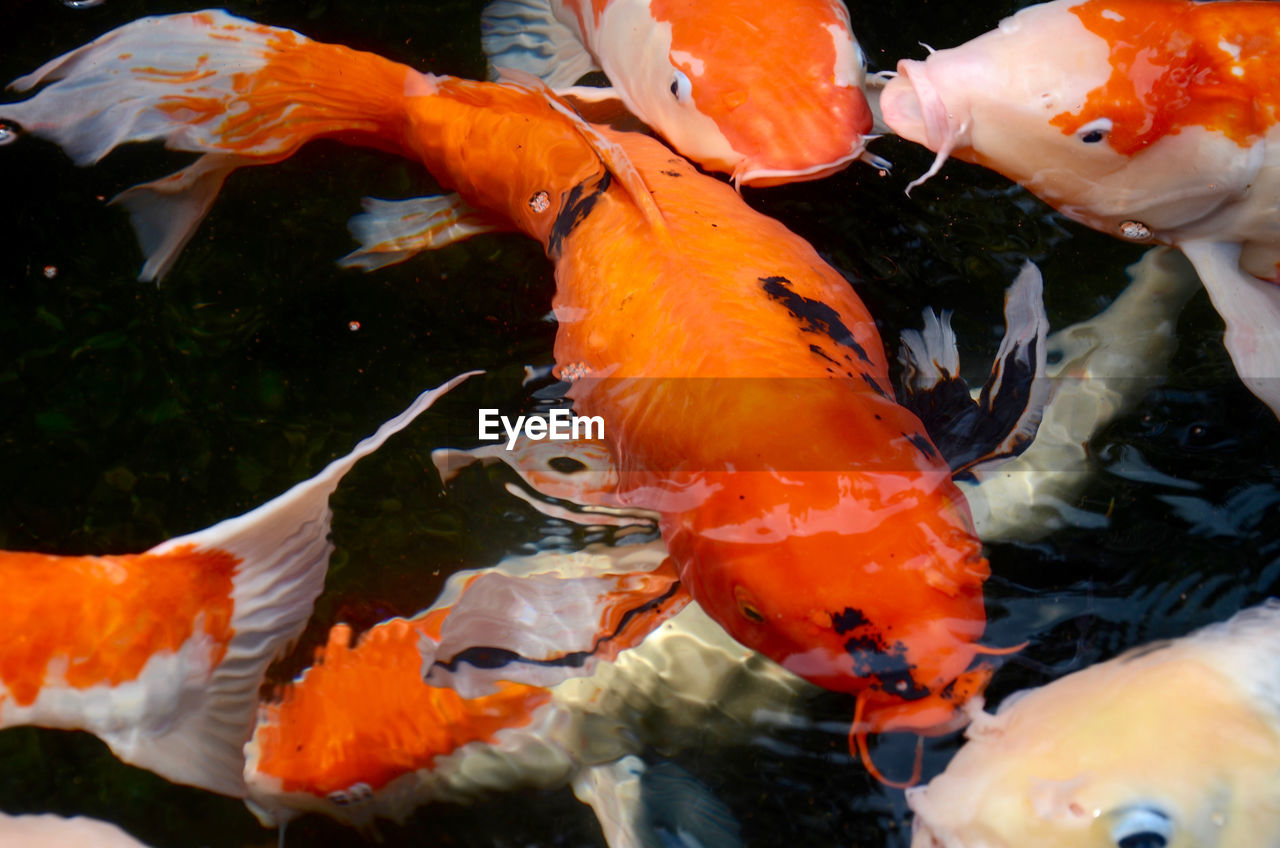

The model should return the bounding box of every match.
[602,0,873,185]
[908,623,1280,848]
[880,0,1269,239]
[667,469,994,733]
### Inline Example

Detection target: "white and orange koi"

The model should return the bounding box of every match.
[481,0,875,185]
[244,544,794,846]
[0,373,473,796]
[878,0,1280,418]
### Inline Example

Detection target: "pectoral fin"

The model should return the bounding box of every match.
[339,194,510,271]
[1180,239,1280,420]
[482,0,600,88]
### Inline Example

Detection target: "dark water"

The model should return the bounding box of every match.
[1,0,1278,845]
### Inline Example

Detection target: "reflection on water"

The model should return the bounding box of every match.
[0,0,1277,846]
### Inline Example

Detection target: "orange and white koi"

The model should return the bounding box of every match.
[245,544,788,845]
[481,0,876,185]
[0,373,472,796]
[0,12,1039,775]
[878,0,1280,418]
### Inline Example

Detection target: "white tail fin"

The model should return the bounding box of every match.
[101,371,478,796]
[1,10,420,280]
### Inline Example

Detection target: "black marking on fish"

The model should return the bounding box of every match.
[905,432,939,461]
[548,170,613,257]
[660,169,682,177]
[832,607,870,635]
[844,635,930,701]
[810,344,840,367]
[861,372,888,398]
[431,579,682,674]
[759,276,873,364]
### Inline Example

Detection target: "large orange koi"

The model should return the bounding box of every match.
[0,373,472,796]
[0,11,1040,775]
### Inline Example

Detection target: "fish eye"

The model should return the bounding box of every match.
[1110,806,1173,848]
[735,589,765,623]
[1077,117,1113,144]
[670,70,692,103]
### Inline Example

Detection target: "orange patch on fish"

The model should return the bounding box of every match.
[0,545,237,707]
[650,0,870,175]
[1054,0,1280,153]
[253,611,552,795]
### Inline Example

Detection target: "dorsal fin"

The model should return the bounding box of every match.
[496,67,672,243]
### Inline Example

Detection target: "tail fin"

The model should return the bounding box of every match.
[899,261,1049,479]
[0,372,476,798]
[125,371,477,795]
[1,10,423,280]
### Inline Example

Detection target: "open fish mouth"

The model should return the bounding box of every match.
[879,59,964,193]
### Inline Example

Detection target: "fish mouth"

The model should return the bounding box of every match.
[880,59,965,193]
[733,142,866,188]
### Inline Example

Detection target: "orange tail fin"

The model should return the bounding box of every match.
[0,372,476,797]
[0,10,423,280]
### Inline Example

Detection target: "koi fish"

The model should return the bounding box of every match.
[481,0,875,185]
[908,600,1280,848]
[245,543,788,846]
[0,373,472,797]
[0,11,1041,773]
[877,0,1280,419]
[0,812,152,848]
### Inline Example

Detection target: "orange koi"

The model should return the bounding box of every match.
[878,0,1280,419]
[480,0,876,185]
[0,12,1041,773]
[246,544,798,845]
[0,373,473,796]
